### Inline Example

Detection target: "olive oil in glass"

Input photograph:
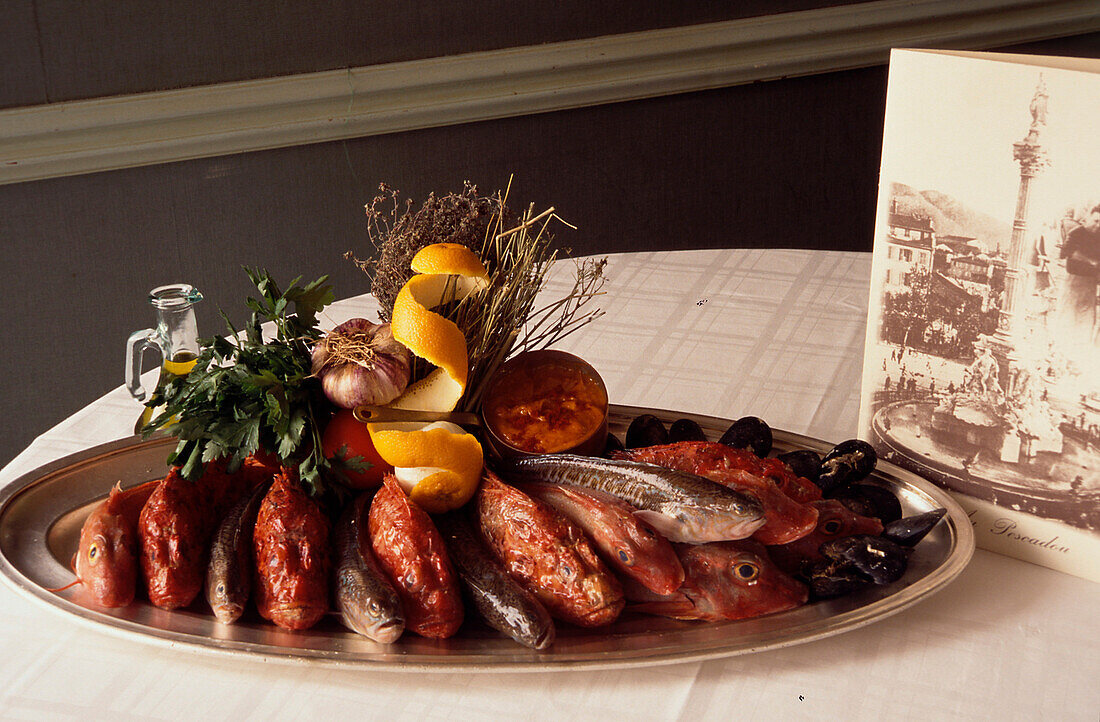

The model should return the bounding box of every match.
[125,284,203,433]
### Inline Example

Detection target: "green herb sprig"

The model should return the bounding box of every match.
[144,268,349,496]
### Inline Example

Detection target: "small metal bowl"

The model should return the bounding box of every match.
[480,349,609,459]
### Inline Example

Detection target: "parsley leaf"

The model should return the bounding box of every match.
[144,268,338,496]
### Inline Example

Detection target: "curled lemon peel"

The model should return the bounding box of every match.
[387,243,490,412]
[367,243,489,512]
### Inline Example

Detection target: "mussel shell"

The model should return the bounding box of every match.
[776,449,822,482]
[802,559,871,600]
[882,509,947,547]
[816,439,877,492]
[718,416,773,458]
[625,414,669,449]
[668,418,707,443]
[820,534,910,585]
[829,483,903,524]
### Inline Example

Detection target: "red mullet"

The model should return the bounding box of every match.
[517,480,684,596]
[67,479,159,608]
[253,469,330,630]
[768,499,884,575]
[369,476,464,639]
[625,540,807,621]
[138,468,215,610]
[476,471,624,628]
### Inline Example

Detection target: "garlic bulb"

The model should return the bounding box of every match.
[311,319,412,408]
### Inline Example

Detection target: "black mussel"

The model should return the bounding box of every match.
[719,416,772,457]
[882,509,947,547]
[817,439,877,493]
[776,449,822,482]
[668,418,707,443]
[625,414,669,449]
[802,559,871,600]
[829,483,903,524]
[603,432,625,457]
[820,534,910,585]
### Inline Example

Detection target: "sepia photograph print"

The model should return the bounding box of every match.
[859,50,1100,582]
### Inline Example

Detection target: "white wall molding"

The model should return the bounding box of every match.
[2,0,1098,184]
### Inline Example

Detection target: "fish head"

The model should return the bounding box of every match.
[359,595,406,644]
[677,541,807,621]
[208,577,245,624]
[611,518,686,595]
[74,505,138,607]
[766,499,884,574]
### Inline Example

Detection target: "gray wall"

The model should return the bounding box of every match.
[2,10,1098,469]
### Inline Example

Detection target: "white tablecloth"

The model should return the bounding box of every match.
[1,249,1097,721]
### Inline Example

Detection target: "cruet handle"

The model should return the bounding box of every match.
[125,328,165,402]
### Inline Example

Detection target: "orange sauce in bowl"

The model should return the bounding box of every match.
[483,354,608,455]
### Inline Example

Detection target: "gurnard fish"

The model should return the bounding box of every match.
[334,491,405,643]
[516,481,685,595]
[253,469,331,631]
[613,442,818,545]
[368,476,464,639]
[766,499,884,575]
[68,479,159,608]
[497,455,765,544]
[205,480,271,624]
[624,540,808,621]
[435,511,555,650]
[476,471,624,628]
[138,467,217,609]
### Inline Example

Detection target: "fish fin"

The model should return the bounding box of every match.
[631,510,687,543]
[628,599,701,620]
[102,481,125,512]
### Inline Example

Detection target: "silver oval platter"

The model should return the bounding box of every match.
[0,405,974,672]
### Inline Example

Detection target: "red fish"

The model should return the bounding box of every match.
[517,480,685,595]
[767,499,885,575]
[253,468,330,630]
[614,442,818,545]
[368,476,464,639]
[476,471,624,628]
[138,467,214,609]
[67,479,159,608]
[625,540,808,621]
[615,441,821,503]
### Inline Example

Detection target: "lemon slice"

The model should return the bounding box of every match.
[369,421,484,513]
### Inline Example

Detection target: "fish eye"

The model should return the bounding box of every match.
[368,600,381,619]
[821,519,843,535]
[561,564,574,578]
[617,549,634,567]
[732,562,760,581]
[87,545,99,562]
[215,582,226,597]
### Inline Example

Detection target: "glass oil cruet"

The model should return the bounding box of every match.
[125,284,203,433]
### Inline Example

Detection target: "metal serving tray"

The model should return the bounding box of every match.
[0,406,973,672]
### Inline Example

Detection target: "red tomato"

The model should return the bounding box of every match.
[321,409,392,488]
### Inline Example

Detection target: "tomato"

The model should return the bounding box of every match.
[321,409,392,488]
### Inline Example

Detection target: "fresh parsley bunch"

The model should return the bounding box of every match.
[144,268,342,495]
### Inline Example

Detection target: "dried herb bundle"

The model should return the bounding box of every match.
[349,179,606,413]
